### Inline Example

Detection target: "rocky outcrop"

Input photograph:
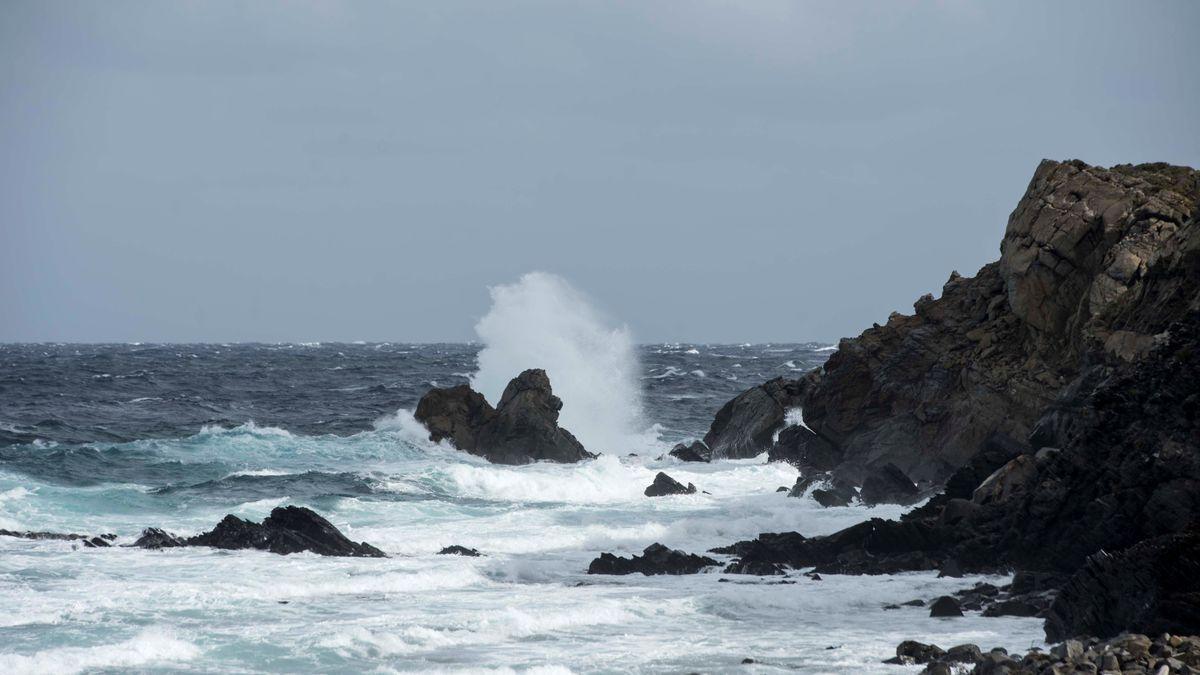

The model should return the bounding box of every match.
[135,506,386,557]
[587,543,718,575]
[766,425,840,472]
[1044,530,1200,642]
[414,369,595,464]
[438,545,481,556]
[644,471,697,497]
[781,160,1200,485]
[668,440,711,463]
[1,529,116,545]
[702,377,806,459]
[907,634,1200,675]
[859,463,920,505]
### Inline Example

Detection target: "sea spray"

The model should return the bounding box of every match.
[470,272,655,455]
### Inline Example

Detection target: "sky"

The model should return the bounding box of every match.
[2,1,1198,344]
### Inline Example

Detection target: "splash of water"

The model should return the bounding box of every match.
[470,272,654,455]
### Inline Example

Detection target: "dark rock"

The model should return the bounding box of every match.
[929,596,964,617]
[767,424,840,471]
[937,558,963,578]
[1044,529,1200,642]
[132,527,188,549]
[811,488,852,508]
[885,640,946,665]
[587,543,718,575]
[970,454,1037,505]
[438,545,481,557]
[981,599,1040,618]
[703,377,807,459]
[187,506,386,557]
[723,559,785,576]
[903,599,925,607]
[669,440,711,463]
[859,463,920,505]
[82,537,110,548]
[944,643,983,664]
[644,472,697,497]
[415,369,595,464]
[0,529,113,542]
[775,486,788,492]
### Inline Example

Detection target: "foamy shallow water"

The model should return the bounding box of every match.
[0,423,1045,674]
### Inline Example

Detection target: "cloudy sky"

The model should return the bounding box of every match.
[3,1,1198,343]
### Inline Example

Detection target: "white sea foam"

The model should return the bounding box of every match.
[470,272,655,455]
[0,629,201,674]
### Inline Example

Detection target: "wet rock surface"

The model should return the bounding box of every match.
[901,633,1200,675]
[668,440,711,462]
[134,506,387,558]
[587,543,718,575]
[702,377,806,459]
[415,368,595,464]
[643,471,697,497]
[438,545,482,557]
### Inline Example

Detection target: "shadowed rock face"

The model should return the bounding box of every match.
[702,377,806,459]
[716,160,1198,489]
[414,369,595,465]
[132,506,386,557]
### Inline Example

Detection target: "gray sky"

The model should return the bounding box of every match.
[3,1,1198,343]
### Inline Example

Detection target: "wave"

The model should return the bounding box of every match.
[0,629,201,674]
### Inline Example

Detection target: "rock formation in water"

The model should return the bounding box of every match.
[715,159,1199,488]
[587,543,718,575]
[415,368,595,464]
[668,440,711,462]
[644,471,697,497]
[133,506,386,558]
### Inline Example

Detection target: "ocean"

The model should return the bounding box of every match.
[0,339,1045,673]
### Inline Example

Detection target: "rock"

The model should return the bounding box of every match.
[703,378,807,459]
[767,425,840,471]
[438,545,481,556]
[937,559,963,578]
[775,486,788,492]
[859,463,920,505]
[982,599,1040,618]
[886,641,946,665]
[945,644,983,664]
[929,596,964,617]
[415,369,595,464]
[587,543,718,575]
[919,663,952,675]
[82,537,110,548]
[186,506,386,557]
[723,559,786,576]
[644,472,697,497]
[780,160,1200,485]
[1044,530,1200,642]
[0,529,115,542]
[132,527,188,549]
[1052,640,1086,662]
[971,454,1037,505]
[668,440,711,463]
[811,487,853,508]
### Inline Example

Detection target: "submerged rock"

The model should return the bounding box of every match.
[668,440,711,463]
[644,472,697,497]
[415,369,595,464]
[438,545,481,557]
[0,529,116,543]
[587,543,718,575]
[185,506,386,557]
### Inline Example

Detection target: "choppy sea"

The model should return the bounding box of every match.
[0,341,1043,673]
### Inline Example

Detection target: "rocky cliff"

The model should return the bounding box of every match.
[774,159,1200,484]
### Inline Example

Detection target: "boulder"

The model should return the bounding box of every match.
[766,425,840,471]
[186,506,386,558]
[723,559,786,576]
[668,440,711,463]
[929,596,964,617]
[884,641,945,665]
[587,543,718,575]
[703,377,806,459]
[859,463,920,505]
[970,454,1036,505]
[415,369,595,464]
[644,472,697,497]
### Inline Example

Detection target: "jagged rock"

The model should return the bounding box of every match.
[787,160,1200,484]
[668,440,711,463]
[971,454,1037,505]
[82,537,110,548]
[1044,529,1200,642]
[415,369,595,464]
[703,377,806,459]
[186,506,386,558]
[644,472,697,497]
[723,559,786,575]
[811,487,854,508]
[587,543,718,575]
[0,529,116,542]
[981,599,1040,618]
[132,527,187,549]
[929,596,964,617]
[438,545,481,556]
[859,463,920,505]
[767,425,840,471]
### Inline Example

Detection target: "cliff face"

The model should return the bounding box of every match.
[798,159,1200,484]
